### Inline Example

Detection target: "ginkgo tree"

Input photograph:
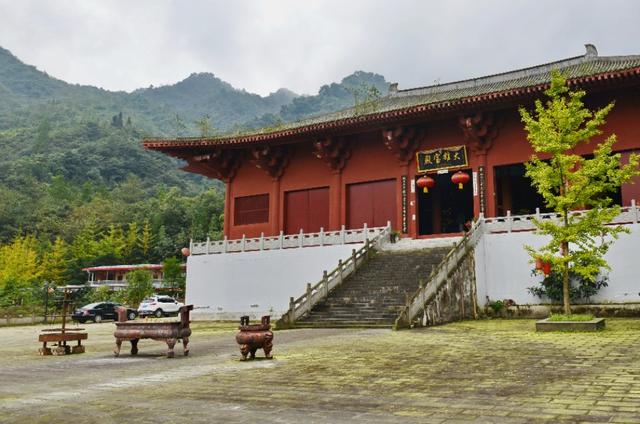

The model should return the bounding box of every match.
[520,71,640,315]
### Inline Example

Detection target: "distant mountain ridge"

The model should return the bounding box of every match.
[0,45,389,192]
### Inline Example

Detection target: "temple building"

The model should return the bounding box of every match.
[143,46,640,322]
[144,45,640,241]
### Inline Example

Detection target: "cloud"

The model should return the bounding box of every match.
[1,0,639,96]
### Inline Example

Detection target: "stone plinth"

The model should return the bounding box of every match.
[535,317,606,332]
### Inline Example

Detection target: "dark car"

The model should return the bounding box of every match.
[72,302,137,323]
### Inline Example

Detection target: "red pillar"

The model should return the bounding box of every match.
[224,180,232,238]
[329,170,342,230]
[270,178,280,235]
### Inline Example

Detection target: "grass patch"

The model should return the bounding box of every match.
[548,313,595,322]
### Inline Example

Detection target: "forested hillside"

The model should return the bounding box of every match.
[0,46,388,298]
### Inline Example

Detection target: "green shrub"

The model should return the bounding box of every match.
[125,269,154,306]
[528,269,608,303]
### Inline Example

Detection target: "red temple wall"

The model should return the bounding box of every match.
[226,87,640,239]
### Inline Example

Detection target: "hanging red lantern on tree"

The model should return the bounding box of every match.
[535,257,543,271]
[416,175,435,193]
[451,171,470,190]
[542,261,551,276]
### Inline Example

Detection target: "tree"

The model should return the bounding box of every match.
[162,257,185,293]
[123,222,139,262]
[519,71,640,314]
[195,114,216,137]
[125,269,154,306]
[0,236,42,305]
[41,237,70,285]
[90,285,114,302]
[140,219,154,258]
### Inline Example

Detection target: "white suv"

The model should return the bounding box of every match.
[138,296,184,318]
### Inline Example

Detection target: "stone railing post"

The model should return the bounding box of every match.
[632,199,638,223]
[279,231,284,249]
[205,236,210,254]
[337,259,343,286]
[289,297,295,324]
[363,223,368,242]
[241,234,246,252]
[189,238,193,254]
[306,283,312,313]
[340,225,346,244]
[506,210,512,233]
[259,232,265,250]
[299,229,304,248]
[223,236,228,253]
[322,271,329,298]
[320,227,324,246]
[351,248,357,270]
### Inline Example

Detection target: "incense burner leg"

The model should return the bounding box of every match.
[130,339,139,355]
[250,347,257,359]
[72,340,85,354]
[53,346,68,355]
[239,344,250,360]
[263,339,273,359]
[166,338,176,358]
[182,337,189,356]
[114,339,122,357]
[39,342,52,356]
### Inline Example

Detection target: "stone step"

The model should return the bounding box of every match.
[295,247,450,328]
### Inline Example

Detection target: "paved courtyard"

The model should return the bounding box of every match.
[1,318,639,423]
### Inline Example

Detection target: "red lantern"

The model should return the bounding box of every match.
[542,262,551,276]
[451,171,470,190]
[416,175,435,193]
[181,247,191,257]
[535,257,543,271]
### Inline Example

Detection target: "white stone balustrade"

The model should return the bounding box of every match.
[189,223,389,256]
[483,201,638,234]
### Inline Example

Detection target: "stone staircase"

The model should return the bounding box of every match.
[294,247,451,328]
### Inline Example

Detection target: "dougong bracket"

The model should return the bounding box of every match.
[250,145,291,180]
[383,126,425,164]
[458,111,502,154]
[312,136,351,172]
[185,148,243,182]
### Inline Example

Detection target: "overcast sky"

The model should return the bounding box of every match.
[1,0,639,96]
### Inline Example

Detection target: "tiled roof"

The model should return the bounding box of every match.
[144,46,640,150]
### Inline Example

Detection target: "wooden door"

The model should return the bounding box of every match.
[347,179,396,229]
[284,187,330,234]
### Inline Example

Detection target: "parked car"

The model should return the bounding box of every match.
[138,296,184,318]
[72,302,137,323]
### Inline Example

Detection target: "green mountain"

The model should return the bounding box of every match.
[0,45,389,247]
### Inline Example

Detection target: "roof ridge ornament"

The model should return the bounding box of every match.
[585,44,598,58]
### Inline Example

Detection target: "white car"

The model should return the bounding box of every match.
[138,296,184,318]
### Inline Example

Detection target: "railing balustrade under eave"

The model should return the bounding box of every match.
[276,222,392,328]
[189,223,391,256]
[484,200,639,234]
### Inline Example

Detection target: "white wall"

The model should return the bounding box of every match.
[475,224,640,306]
[185,244,363,320]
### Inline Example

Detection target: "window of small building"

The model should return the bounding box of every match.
[234,194,269,225]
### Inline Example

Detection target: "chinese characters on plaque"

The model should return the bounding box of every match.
[416,145,468,173]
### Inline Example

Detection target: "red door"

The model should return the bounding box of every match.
[347,179,396,229]
[285,187,330,234]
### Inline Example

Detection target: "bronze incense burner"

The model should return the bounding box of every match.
[235,315,273,360]
[114,305,192,358]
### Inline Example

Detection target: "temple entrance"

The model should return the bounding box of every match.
[494,164,546,216]
[417,170,473,235]
[494,162,623,216]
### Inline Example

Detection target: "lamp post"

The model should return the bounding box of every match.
[43,282,49,324]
